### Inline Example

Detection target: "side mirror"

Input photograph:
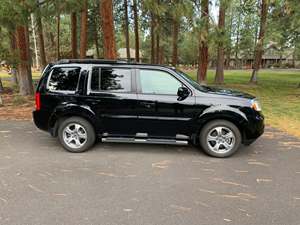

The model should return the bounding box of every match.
[177,86,190,101]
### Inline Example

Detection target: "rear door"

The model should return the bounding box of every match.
[85,66,139,136]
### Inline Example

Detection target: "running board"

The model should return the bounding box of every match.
[101,137,188,145]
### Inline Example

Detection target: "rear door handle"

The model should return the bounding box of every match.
[140,102,155,108]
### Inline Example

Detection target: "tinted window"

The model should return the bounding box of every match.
[140,70,182,95]
[48,67,80,92]
[91,67,131,92]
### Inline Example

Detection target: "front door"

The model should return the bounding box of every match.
[136,69,196,138]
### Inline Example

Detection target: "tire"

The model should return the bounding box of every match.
[58,117,96,153]
[199,120,241,158]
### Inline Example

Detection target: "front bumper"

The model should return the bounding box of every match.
[243,112,264,144]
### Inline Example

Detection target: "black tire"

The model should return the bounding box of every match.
[199,120,241,158]
[58,117,96,153]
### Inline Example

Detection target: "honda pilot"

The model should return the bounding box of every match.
[33,59,264,157]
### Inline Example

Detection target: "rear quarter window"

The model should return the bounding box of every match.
[48,67,80,92]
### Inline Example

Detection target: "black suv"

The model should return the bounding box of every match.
[33,59,264,157]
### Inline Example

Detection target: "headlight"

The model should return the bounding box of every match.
[250,99,262,111]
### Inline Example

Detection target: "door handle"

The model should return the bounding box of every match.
[140,102,155,108]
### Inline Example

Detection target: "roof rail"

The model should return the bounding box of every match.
[55,59,128,64]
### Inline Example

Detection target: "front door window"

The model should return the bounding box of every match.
[139,70,182,95]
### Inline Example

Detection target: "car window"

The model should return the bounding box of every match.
[140,70,182,95]
[91,67,131,92]
[48,67,80,92]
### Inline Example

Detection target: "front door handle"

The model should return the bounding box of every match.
[140,102,155,108]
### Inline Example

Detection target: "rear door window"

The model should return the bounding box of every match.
[48,67,80,92]
[91,67,131,92]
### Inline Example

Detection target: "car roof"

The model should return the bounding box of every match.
[54,59,175,70]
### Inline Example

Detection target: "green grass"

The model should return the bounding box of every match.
[185,69,300,137]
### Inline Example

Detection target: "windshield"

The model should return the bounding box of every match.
[172,69,210,92]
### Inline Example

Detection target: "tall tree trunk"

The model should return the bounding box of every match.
[155,0,160,64]
[156,33,160,64]
[150,12,155,64]
[235,0,242,69]
[31,14,39,69]
[0,78,3,93]
[197,0,209,84]
[16,25,34,95]
[250,0,268,84]
[159,46,164,64]
[100,0,117,59]
[215,0,226,84]
[133,0,140,62]
[9,31,18,85]
[71,12,78,58]
[225,7,233,69]
[80,0,88,59]
[124,0,130,60]
[94,27,100,58]
[56,14,60,60]
[172,18,179,66]
[36,5,47,69]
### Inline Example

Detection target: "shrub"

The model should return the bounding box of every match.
[12,95,27,105]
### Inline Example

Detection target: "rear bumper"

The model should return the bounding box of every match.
[33,110,50,132]
[243,112,265,144]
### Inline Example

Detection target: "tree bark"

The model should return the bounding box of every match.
[56,14,60,60]
[36,5,47,69]
[172,18,179,66]
[16,25,34,95]
[80,0,88,59]
[124,0,130,60]
[197,0,209,84]
[150,12,155,64]
[133,0,140,62]
[250,0,268,84]
[100,0,117,59]
[215,0,226,84]
[71,12,78,58]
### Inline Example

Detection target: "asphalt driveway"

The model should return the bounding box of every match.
[0,121,300,225]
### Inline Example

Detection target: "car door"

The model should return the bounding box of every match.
[136,68,197,138]
[85,66,139,136]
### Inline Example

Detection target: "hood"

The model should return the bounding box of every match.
[201,86,255,99]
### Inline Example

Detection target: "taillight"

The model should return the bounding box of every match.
[35,92,41,111]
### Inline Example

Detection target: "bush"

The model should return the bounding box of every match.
[12,95,27,105]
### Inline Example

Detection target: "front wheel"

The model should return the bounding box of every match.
[199,120,241,158]
[58,117,96,153]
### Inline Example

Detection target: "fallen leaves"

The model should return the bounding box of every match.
[152,160,171,169]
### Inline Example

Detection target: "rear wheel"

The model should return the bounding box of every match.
[58,117,96,153]
[199,120,241,157]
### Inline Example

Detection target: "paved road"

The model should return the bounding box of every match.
[0,121,300,225]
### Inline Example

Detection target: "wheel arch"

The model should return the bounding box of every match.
[193,106,248,144]
[48,104,99,137]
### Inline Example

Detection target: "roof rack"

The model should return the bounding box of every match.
[55,59,128,64]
